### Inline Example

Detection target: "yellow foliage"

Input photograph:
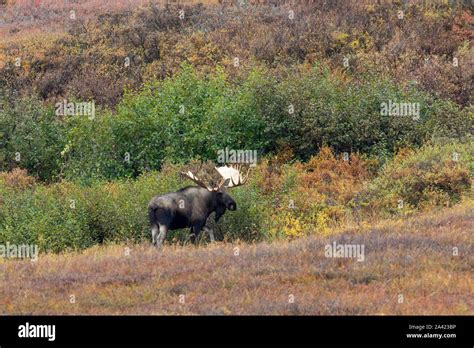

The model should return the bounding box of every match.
[269,207,330,239]
[332,31,349,44]
[349,39,360,49]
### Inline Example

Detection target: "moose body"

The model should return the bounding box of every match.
[148,185,236,246]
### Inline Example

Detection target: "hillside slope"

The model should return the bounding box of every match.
[0,200,472,315]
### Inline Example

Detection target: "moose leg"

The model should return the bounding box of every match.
[156,224,168,248]
[203,226,215,243]
[188,227,196,244]
[209,229,215,243]
[151,224,159,245]
[190,223,204,245]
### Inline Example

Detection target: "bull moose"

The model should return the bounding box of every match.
[148,164,250,247]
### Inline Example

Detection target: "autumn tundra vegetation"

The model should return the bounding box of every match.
[0,0,472,314]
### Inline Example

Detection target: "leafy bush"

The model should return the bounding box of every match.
[0,163,184,252]
[255,65,470,160]
[61,64,268,182]
[360,141,473,216]
[59,64,471,183]
[0,181,95,253]
[0,94,66,181]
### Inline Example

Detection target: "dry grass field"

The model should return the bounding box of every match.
[1,199,472,315]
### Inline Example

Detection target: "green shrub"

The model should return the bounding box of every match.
[0,182,95,253]
[257,66,470,160]
[2,64,470,184]
[62,64,268,182]
[207,178,271,243]
[360,141,473,216]
[84,164,183,244]
[60,64,471,183]
[0,94,66,181]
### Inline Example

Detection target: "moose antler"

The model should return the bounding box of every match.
[215,164,251,189]
[180,170,214,191]
[181,164,251,191]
